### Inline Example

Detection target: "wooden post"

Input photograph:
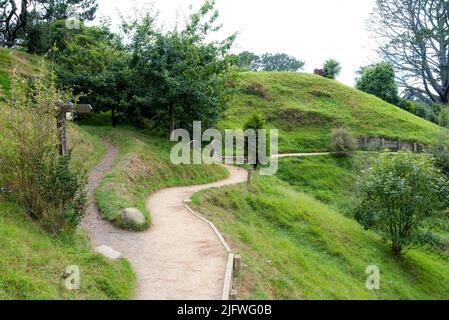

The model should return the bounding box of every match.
[57,110,68,156]
[57,101,92,156]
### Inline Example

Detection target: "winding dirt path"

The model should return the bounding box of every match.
[83,143,247,300]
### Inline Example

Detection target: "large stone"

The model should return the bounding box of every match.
[120,208,146,226]
[95,245,122,260]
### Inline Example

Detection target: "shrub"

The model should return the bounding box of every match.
[355,62,399,105]
[322,59,342,79]
[426,130,449,178]
[355,151,449,255]
[0,71,86,235]
[330,128,356,157]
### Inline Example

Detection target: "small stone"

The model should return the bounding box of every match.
[120,208,146,226]
[95,245,122,260]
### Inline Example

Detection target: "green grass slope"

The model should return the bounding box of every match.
[0,48,42,97]
[83,125,229,231]
[192,174,449,300]
[223,72,442,152]
[0,123,136,300]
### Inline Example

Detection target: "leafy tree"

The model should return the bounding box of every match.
[0,0,98,49]
[427,130,449,178]
[234,51,304,72]
[257,53,304,72]
[355,151,449,255]
[33,0,98,22]
[369,0,449,104]
[356,62,399,105]
[49,21,131,127]
[244,113,266,184]
[125,0,236,135]
[322,59,341,79]
[234,51,260,71]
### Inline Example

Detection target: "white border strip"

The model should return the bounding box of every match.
[184,203,234,300]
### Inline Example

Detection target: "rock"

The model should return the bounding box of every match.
[120,208,146,226]
[95,245,122,260]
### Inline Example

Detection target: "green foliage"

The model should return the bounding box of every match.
[322,59,341,79]
[0,72,86,235]
[330,128,356,157]
[125,0,236,134]
[355,151,449,255]
[234,51,304,72]
[244,113,266,171]
[426,130,449,178]
[193,173,449,299]
[49,21,131,127]
[356,62,399,105]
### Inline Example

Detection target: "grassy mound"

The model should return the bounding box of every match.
[191,174,449,300]
[83,125,229,231]
[0,48,42,97]
[223,72,442,152]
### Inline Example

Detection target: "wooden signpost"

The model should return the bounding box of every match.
[57,101,92,156]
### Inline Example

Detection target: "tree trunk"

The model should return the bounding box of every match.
[169,103,175,138]
[392,242,402,256]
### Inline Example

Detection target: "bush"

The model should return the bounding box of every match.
[322,59,342,79]
[355,151,449,255]
[0,71,87,235]
[426,130,449,178]
[356,62,399,105]
[330,128,356,157]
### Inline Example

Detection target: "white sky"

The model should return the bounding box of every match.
[95,0,379,86]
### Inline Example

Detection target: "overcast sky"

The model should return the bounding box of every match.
[96,0,379,86]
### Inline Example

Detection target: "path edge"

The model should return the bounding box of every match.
[184,203,235,301]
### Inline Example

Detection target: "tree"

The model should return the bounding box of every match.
[322,59,341,79]
[0,0,30,47]
[369,0,449,104]
[234,51,304,72]
[126,0,236,135]
[234,51,260,71]
[355,151,449,255]
[257,53,304,72]
[244,113,266,185]
[32,0,98,22]
[356,62,399,105]
[49,21,131,127]
[0,0,98,49]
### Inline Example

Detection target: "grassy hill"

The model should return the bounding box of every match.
[222,72,442,152]
[192,168,449,300]
[0,48,42,97]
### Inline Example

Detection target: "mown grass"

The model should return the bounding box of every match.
[223,72,442,152]
[0,123,136,300]
[192,174,449,300]
[82,125,229,231]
